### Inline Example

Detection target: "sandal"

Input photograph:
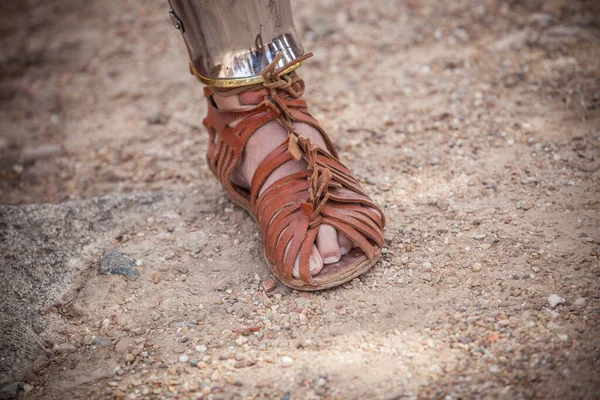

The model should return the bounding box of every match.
[201,53,386,290]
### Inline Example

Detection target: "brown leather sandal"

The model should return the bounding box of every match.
[202,53,386,290]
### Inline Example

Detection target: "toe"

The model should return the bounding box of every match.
[337,231,354,256]
[316,224,341,264]
[310,245,323,276]
[292,244,324,278]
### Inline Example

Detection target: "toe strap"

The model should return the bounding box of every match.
[254,137,385,284]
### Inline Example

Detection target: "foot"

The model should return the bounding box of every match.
[213,93,355,277]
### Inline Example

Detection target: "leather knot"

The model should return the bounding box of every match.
[261,52,335,231]
[258,52,313,161]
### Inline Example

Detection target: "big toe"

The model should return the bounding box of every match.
[316,224,341,264]
[292,244,323,278]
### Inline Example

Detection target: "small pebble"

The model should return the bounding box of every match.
[574,298,586,307]
[472,263,482,272]
[195,344,207,352]
[281,356,293,367]
[179,355,189,363]
[98,250,139,281]
[548,294,566,308]
[33,355,50,374]
[263,279,277,293]
[384,232,394,245]
[557,334,569,342]
[20,144,62,163]
[54,343,77,354]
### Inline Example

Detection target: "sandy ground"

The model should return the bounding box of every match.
[1,0,599,399]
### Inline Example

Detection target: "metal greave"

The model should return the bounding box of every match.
[168,0,305,87]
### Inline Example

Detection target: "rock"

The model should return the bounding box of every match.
[574,298,586,307]
[19,144,62,163]
[114,337,136,353]
[98,250,139,281]
[384,231,394,245]
[210,370,220,381]
[528,13,554,27]
[92,336,111,347]
[263,279,277,293]
[548,294,566,308]
[493,30,529,51]
[540,25,595,47]
[557,334,569,342]
[472,263,482,272]
[422,261,432,270]
[281,356,293,367]
[516,200,535,211]
[54,343,76,354]
[195,344,208,352]
[32,355,50,374]
[179,354,189,363]
[189,358,199,367]
[146,107,170,125]
[235,336,248,346]
[0,382,21,400]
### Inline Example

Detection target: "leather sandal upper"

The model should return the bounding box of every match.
[202,54,386,287]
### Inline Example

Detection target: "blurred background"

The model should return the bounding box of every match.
[1,0,598,205]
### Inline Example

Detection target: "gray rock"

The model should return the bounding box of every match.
[493,30,529,51]
[32,355,49,374]
[384,232,394,245]
[548,294,566,308]
[19,144,62,163]
[146,105,170,125]
[0,382,21,400]
[54,343,76,354]
[98,250,139,280]
[539,25,595,48]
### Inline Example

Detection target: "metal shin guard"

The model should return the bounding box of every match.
[168,0,305,87]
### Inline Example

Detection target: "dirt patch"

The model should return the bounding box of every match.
[1,0,599,398]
